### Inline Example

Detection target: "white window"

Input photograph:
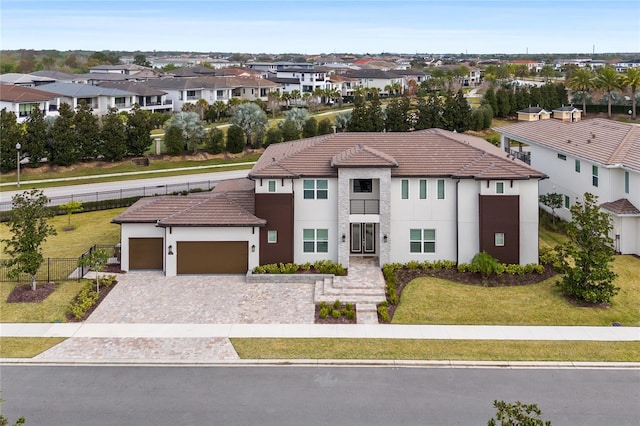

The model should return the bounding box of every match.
[495,232,505,246]
[410,229,436,253]
[353,179,372,193]
[303,229,328,253]
[437,179,445,199]
[419,179,427,199]
[268,180,276,192]
[401,180,409,199]
[267,230,277,243]
[303,179,328,199]
[496,182,504,194]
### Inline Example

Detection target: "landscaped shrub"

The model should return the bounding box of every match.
[331,309,341,319]
[377,302,390,322]
[471,251,502,276]
[67,281,99,320]
[319,306,329,319]
[252,260,346,276]
[345,309,356,321]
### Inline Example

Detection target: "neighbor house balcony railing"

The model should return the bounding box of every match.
[350,199,380,214]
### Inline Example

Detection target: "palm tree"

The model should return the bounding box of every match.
[567,68,594,117]
[594,66,623,118]
[540,65,556,83]
[210,100,227,122]
[623,67,640,120]
[195,99,209,121]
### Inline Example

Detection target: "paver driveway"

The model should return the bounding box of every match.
[86,271,315,324]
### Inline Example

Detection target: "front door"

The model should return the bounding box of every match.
[350,223,375,254]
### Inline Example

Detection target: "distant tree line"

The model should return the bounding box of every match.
[481,83,569,118]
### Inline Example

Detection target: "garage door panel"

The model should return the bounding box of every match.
[129,238,163,270]
[177,241,248,274]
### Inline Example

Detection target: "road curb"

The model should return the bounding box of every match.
[2,358,639,369]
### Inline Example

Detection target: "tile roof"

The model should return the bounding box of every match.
[249,130,546,180]
[495,118,640,172]
[600,198,640,216]
[0,73,55,85]
[113,179,265,227]
[97,81,167,96]
[36,82,135,97]
[0,84,58,102]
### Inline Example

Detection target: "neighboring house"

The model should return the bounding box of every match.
[509,60,544,73]
[461,68,483,86]
[615,59,640,72]
[327,74,358,97]
[552,106,582,122]
[36,82,137,115]
[89,64,153,75]
[96,81,173,113]
[0,84,60,122]
[115,130,546,276]
[0,73,55,87]
[147,76,280,110]
[273,67,329,94]
[246,62,313,74]
[496,118,640,255]
[344,69,405,94]
[516,106,551,122]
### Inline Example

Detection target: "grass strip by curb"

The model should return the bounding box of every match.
[231,338,640,362]
[0,337,66,358]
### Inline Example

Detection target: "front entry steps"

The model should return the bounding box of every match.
[313,257,386,325]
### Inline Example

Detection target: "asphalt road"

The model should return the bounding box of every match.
[0,169,249,210]
[1,365,638,425]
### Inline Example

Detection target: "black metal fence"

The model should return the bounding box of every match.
[0,244,119,283]
[0,179,221,212]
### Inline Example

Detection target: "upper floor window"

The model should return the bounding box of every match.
[437,179,445,199]
[575,159,581,173]
[401,180,409,199]
[496,182,504,194]
[592,166,599,187]
[557,153,567,161]
[216,90,224,97]
[303,179,328,199]
[624,171,629,194]
[419,179,427,199]
[268,180,276,192]
[353,179,372,193]
[267,230,277,243]
[564,195,570,209]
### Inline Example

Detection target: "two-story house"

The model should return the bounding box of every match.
[272,67,329,94]
[114,130,546,276]
[496,118,639,255]
[0,84,60,122]
[35,82,137,115]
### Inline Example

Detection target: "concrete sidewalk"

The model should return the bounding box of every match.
[2,322,639,341]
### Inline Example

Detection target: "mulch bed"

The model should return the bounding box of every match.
[315,304,357,324]
[7,282,58,303]
[104,264,126,274]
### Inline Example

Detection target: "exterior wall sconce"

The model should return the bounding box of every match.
[383,235,388,243]
[342,234,346,242]
[167,245,174,255]
[251,244,256,253]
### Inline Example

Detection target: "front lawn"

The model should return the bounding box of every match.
[0,208,125,259]
[0,337,66,358]
[0,280,84,323]
[391,255,639,326]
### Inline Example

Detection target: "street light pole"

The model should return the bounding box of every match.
[15,142,21,187]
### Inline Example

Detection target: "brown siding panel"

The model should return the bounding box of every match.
[177,241,248,274]
[129,238,163,270]
[479,195,520,264]
[255,193,294,265]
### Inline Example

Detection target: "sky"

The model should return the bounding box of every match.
[1,0,639,55]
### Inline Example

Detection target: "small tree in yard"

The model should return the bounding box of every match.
[539,193,563,225]
[78,248,110,292]
[556,193,618,304]
[488,400,551,426]
[59,200,83,230]
[1,190,56,290]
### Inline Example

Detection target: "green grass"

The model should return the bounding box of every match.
[391,255,640,326]
[0,337,65,357]
[0,208,125,258]
[0,280,84,323]
[231,338,640,362]
[0,154,260,189]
